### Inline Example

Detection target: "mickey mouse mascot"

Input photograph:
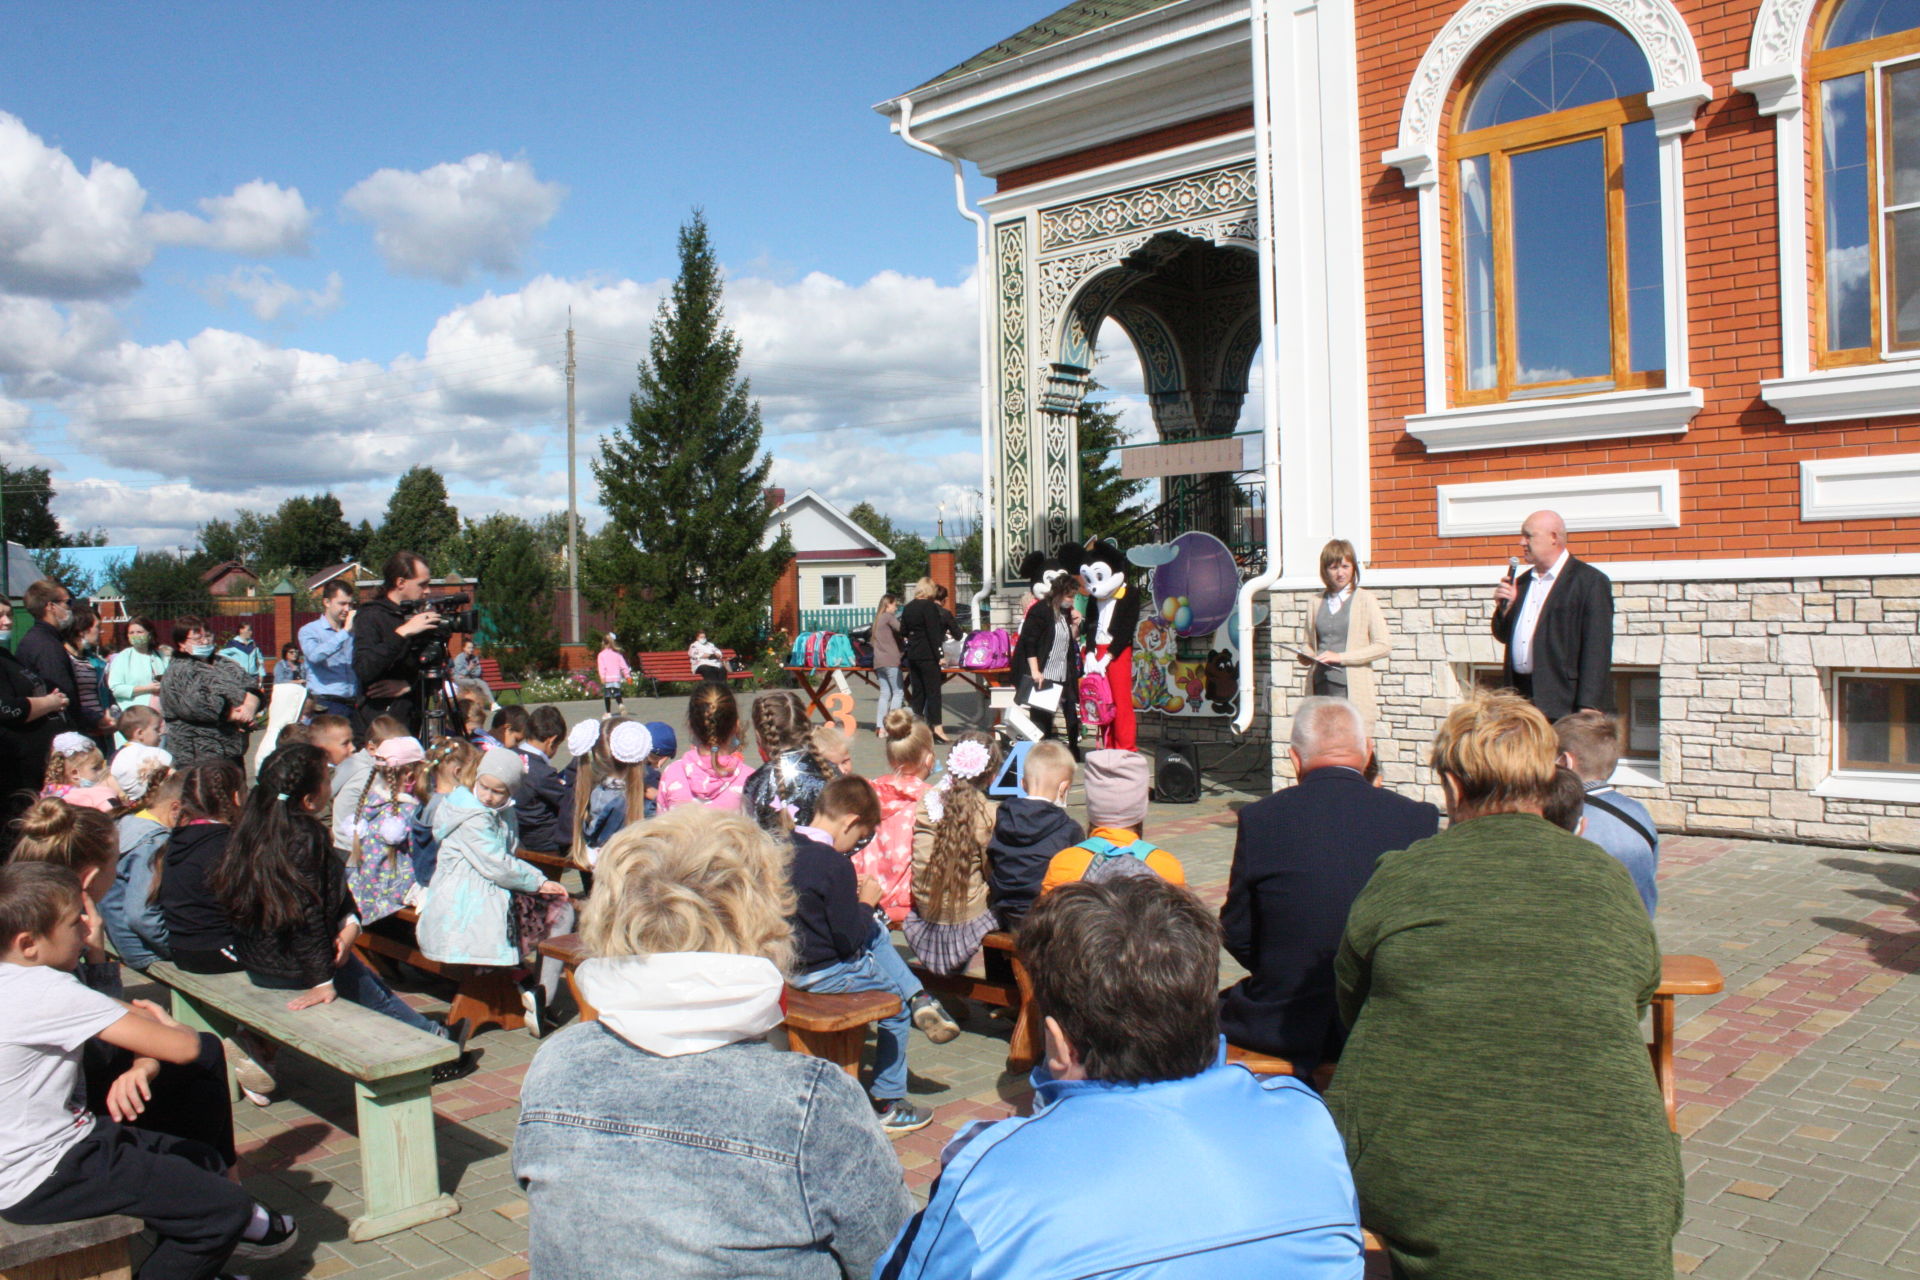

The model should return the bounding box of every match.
[1060,538,1140,751]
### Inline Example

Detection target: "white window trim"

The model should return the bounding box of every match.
[1801,452,1920,519]
[1437,469,1681,536]
[1385,0,1711,451]
[821,575,857,608]
[1820,667,1920,794]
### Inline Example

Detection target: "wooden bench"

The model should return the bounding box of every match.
[142,959,459,1242]
[1654,953,1725,1131]
[353,907,525,1036]
[474,656,520,694]
[537,933,902,1076]
[911,930,1038,1073]
[634,649,747,696]
[1224,1044,1339,1093]
[0,1215,142,1280]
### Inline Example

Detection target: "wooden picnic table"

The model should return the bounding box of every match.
[784,664,1014,729]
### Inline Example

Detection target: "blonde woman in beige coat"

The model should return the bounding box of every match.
[1300,539,1393,724]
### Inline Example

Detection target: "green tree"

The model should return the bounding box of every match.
[256,494,359,576]
[111,551,216,621]
[367,466,460,569]
[1078,384,1151,538]
[195,510,267,567]
[479,525,558,676]
[845,502,929,597]
[1,463,104,550]
[591,212,790,652]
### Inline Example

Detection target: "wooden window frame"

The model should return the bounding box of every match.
[1810,17,1920,367]
[1833,670,1920,774]
[1449,91,1666,406]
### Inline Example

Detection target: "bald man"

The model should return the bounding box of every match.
[1491,509,1615,720]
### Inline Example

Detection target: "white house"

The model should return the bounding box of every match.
[764,488,895,628]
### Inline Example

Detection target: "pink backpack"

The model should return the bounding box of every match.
[1079,668,1117,727]
[961,628,1014,670]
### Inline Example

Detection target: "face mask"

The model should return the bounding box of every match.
[0,629,11,648]
[81,641,99,656]
[191,643,215,658]
[131,633,152,651]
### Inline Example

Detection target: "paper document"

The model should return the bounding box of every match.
[1024,683,1064,713]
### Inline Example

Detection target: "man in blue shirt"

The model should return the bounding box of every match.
[299,581,360,730]
[1555,709,1660,915]
[876,877,1364,1280]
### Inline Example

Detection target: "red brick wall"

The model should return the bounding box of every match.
[1357,0,1920,567]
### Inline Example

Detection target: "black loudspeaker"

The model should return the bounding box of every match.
[1153,738,1201,804]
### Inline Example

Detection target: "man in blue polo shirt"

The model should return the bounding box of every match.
[299,581,360,729]
[876,877,1364,1280]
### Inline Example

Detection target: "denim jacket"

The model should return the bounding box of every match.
[515,1012,910,1278]
[103,814,171,969]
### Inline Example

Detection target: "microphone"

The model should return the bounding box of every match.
[1498,556,1521,614]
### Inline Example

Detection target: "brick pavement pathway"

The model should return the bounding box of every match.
[125,733,1920,1280]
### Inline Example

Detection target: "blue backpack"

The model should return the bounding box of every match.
[824,634,857,668]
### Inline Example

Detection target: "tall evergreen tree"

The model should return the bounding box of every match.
[368,466,460,568]
[1077,383,1152,539]
[480,525,558,676]
[592,212,790,651]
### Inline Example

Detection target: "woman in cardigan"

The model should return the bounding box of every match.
[1300,538,1393,727]
[1013,571,1080,753]
[1327,689,1681,1278]
[898,578,960,742]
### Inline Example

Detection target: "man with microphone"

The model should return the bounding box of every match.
[1491,509,1614,720]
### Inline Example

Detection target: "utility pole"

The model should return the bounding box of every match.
[566,310,580,646]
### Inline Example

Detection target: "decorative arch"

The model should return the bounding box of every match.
[1382,0,1711,448]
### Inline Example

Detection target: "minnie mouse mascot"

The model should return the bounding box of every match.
[1060,538,1140,751]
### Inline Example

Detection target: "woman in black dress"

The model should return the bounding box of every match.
[898,578,961,742]
[0,598,71,853]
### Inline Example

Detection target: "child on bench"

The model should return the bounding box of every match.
[0,861,300,1280]
[210,744,478,1082]
[986,739,1082,932]
[1042,749,1185,892]
[785,773,959,1136]
[347,736,428,925]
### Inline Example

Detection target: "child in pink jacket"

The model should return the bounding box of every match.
[596,635,632,715]
[656,685,747,813]
[862,710,935,925]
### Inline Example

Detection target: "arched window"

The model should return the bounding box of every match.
[1451,19,1664,404]
[1812,0,1920,362]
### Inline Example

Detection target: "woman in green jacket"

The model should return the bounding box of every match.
[1328,688,1681,1279]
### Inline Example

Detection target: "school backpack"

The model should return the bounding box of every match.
[1079,668,1117,728]
[1078,835,1164,884]
[851,637,874,668]
[961,628,1014,670]
[785,631,834,668]
[823,633,857,668]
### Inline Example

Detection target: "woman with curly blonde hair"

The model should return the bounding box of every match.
[514,806,910,1279]
[1329,688,1680,1278]
[903,731,1002,975]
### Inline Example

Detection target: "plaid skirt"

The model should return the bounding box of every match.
[902,908,995,976]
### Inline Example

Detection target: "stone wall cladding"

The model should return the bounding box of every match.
[1267,576,1920,852]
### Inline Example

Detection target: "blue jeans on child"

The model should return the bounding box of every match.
[874,666,904,726]
[251,955,444,1037]
[788,926,919,1101]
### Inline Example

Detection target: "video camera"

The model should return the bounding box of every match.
[402,592,479,670]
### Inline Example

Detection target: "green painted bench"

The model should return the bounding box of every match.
[142,960,460,1243]
[0,1214,141,1280]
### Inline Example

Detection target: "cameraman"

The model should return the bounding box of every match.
[352,551,443,735]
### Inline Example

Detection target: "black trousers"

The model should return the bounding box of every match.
[0,1120,253,1280]
[906,658,944,728]
[85,1034,236,1166]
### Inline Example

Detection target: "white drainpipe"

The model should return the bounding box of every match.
[895,97,999,629]
[1234,0,1285,735]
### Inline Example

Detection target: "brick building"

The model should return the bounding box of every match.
[880,0,1920,847]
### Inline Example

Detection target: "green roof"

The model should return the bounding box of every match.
[909,0,1186,94]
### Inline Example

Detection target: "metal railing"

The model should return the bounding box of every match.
[1109,470,1268,570]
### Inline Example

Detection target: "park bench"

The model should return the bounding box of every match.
[475,656,520,694]
[141,959,459,1242]
[537,933,901,1076]
[634,649,748,696]
[910,930,1038,1073]
[0,1215,142,1280]
[352,907,526,1035]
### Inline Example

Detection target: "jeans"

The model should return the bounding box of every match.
[874,666,903,726]
[789,927,920,1100]
[251,954,444,1037]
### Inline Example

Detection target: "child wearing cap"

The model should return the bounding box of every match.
[573,721,652,863]
[1041,749,1185,893]
[108,743,173,807]
[641,721,677,819]
[347,735,428,924]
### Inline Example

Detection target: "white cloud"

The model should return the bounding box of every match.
[0,113,151,299]
[200,267,343,322]
[342,153,565,284]
[146,180,314,257]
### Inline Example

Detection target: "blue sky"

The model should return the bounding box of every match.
[0,1,1154,548]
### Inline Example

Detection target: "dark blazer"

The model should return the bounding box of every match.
[15,620,76,735]
[1490,554,1615,722]
[898,598,958,665]
[514,747,574,853]
[1218,766,1440,1072]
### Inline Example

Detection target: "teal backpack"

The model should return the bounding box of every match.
[1078,835,1164,884]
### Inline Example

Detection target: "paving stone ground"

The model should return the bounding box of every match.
[122,690,1920,1279]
